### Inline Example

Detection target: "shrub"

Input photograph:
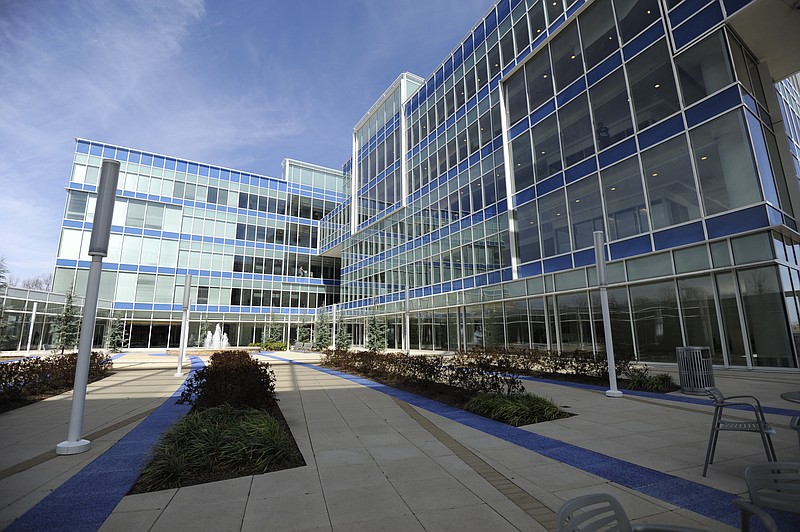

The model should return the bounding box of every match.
[134,405,303,492]
[0,352,113,411]
[178,350,276,410]
[623,366,677,393]
[464,392,572,426]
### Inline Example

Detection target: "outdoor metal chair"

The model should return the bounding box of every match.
[790,416,800,454]
[733,461,800,532]
[556,493,704,532]
[702,387,777,477]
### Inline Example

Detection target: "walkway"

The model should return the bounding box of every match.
[0,351,798,531]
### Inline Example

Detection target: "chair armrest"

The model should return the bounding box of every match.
[723,394,763,407]
[732,498,778,532]
[631,525,705,532]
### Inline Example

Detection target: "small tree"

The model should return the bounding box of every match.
[295,320,311,344]
[0,257,9,347]
[262,315,283,343]
[366,313,387,353]
[53,288,81,354]
[106,314,127,353]
[334,316,352,351]
[312,311,331,351]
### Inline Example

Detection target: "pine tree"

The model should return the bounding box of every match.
[53,288,81,354]
[295,320,311,344]
[106,314,127,353]
[264,315,283,343]
[366,313,387,353]
[312,311,331,351]
[334,316,352,351]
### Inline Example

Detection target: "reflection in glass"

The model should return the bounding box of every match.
[600,157,649,240]
[515,200,541,263]
[557,292,592,351]
[532,114,562,180]
[567,174,604,250]
[529,297,548,348]
[505,299,530,347]
[512,131,534,191]
[559,94,595,166]
[641,136,701,230]
[579,0,618,69]
[589,69,634,149]
[678,276,723,363]
[525,49,554,111]
[550,22,583,92]
[627,40,680,130]
[591,287,634,356]
[630,280,681,362]
[690,110,761,215]
[539,190,570,257]
[675,30,734,106]
[613,0,660,43]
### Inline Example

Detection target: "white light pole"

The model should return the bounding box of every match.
[594,231,623,398]
[57,159,120,454]
[175,274,191,377]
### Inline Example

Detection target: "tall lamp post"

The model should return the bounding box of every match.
[57,159,120,454]
[175,274,191,377]
[594,231,623,398]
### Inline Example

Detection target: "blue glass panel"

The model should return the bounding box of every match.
[530,99,556,127]
[567,0,584,18]
[670,0,711,27]
[101,262,117,271]
[488,271,501,284]
[573,248,595,267]
[474,20,485,47]
[176,160,187,172]
[685,86,740,128]
[187,162,198,174]
[497,0,510,22]
[598,137,636,168]
[76,140,90,154]
[673,2,724,50]
[476,274,488,287]
[565,158,597,184]
[199,165,210,176]
[501,268,513,281]
[622,22,665,61]
[509,118,529,140]
[486,7,497,33]
[549,14,565,32]
[587,51,622,87]
[557,77,586,107]
[519,261,542,278]
[114,302,134,310]
[543,254,573,273]
[119,263,138,271]
[55,259,77,267]
[163,158,175,170]
[637,115,684,150]
[768,205,783,226]
[444,56,453,79]
[139,265,157,273]
[609,235,652,259]
[705,205,769,238]
[514,186,536,207]
[653,222,704,250]
[128,151,140,163]
[140,153,153,166]
[89,143,102,156]
[723,0,752,16]
[537,173,564,196]
[102,146,115,158]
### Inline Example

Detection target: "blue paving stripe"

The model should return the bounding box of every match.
[261,353,799,530]
[518,375,799,418]
[7,356,204,532]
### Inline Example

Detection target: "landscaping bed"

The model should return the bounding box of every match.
[130,350,304,493]
[0,352,113,413]
[321,349,573,426]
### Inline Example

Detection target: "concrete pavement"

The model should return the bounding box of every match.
[1,350,798,530]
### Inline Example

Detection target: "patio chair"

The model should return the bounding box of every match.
[790,416,799,454]
[556,493,704,532]
[702,387,777,477]
[733,461,800,532]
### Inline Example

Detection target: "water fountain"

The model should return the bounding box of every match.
[203,324,230,349]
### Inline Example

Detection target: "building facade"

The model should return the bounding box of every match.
[31,0,800,370]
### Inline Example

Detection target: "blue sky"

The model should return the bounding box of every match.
[0,0,490,281]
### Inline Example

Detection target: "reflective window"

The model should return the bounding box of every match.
[627,40,680,130]
[65,192,88,221]
[532,114,562,180]
[630,280,681,362]
[641,136,701,230]
[579,0,619,69]
[715,272,746,365]
[516,199,541,263]
[589,69,634,149]
[559,94,595,166]
[600,157,649,240]
[567,174,603,250]
[690,110,762,215]
[506,69,528,125]
[676,30,734,106]
[528,1,546,39]
[738,266,796,367]
[591,286,634,353]
[732,232,773,264]
[550,22,583,92]
[505,299,530,347]
[512,131,534,191]
[613,0,660,43]
[678,276,723,363]
[539,190,570,256]
[546,0,565,25]
[558,292,592,350]
[525,49,554,111]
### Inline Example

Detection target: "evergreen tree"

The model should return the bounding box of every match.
[312,311,331,351]
[53,288,81,354]
[366,313,387,353]
[334,316,352,351]
[295,320,311,344]
[263,315,283,343]
[106,314,127,352]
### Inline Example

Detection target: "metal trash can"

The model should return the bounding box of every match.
[676,346,714,395]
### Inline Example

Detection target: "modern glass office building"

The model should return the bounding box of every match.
[37,0,800,369]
